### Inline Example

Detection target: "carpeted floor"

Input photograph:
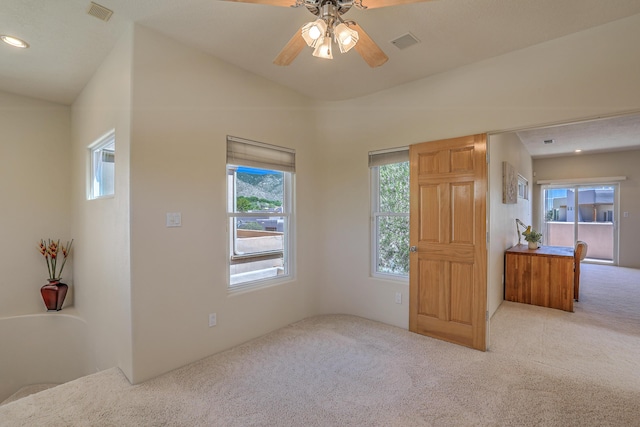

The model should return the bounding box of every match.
[1,263,639,426]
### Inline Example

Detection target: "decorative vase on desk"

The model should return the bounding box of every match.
[528,241,539,250]
[41,279,68,311]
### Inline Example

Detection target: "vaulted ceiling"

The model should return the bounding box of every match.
[2,0,640,156]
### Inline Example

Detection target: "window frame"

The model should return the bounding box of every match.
[369,147,410,282]
[226,136,295,292]
[88,129,115,200]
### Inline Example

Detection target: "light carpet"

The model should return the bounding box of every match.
[1,263,639,426]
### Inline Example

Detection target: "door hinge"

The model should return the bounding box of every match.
[486,310,489,321]
[486,151,490,164]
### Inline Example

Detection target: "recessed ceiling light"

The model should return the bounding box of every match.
[575,149,582,153]
[1,35,29,49]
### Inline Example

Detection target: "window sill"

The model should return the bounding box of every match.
[228,270,293,296]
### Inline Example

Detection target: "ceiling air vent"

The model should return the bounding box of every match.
[87,2,113,22]
[390,33,420,50]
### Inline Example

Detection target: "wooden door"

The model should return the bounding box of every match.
[409,134,487,351]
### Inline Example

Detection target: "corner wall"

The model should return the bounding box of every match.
[0,91,71,317]
[128,26,322,383]
[70,26,134,378]
[487,133,532,318]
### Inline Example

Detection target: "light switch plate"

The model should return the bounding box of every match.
[166,212,182,227]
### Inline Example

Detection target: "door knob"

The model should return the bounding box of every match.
[409,246,417,252]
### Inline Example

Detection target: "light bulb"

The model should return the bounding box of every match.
[309,26,322,40]
[312,37,333,59]
[333,23,358,53]
[301,19,327,48]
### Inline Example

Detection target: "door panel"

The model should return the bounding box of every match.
[418,258,440,317]
[419,185,441,242]
[451,182,474,243]
[409,134,487,351]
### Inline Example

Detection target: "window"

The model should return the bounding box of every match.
[227,136,295,289]
[517,174,529,200]
[88,130,115,199]
[369,148,410,279]
[542,182,619,264]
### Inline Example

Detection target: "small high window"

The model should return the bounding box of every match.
[88,130,115,199]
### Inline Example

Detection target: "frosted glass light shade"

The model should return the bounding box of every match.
[312,37,333,59]
[301,19,327,47]
[334,23,358,53]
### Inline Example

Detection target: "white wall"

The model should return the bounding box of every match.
[313,13,640,329]
[0,91,71,317]
[533,149,640,269]
[70,26,134,378]
[127,26,322,383]
[487,133,532,318]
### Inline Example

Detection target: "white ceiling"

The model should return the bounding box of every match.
[2,0,640,156]
[516,113,640,159]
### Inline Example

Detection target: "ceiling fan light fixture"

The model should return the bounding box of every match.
[334,23,358,53]
[312,36,333,59]
[301,19,327,47]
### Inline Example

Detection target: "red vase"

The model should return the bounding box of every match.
[40,279,68,311]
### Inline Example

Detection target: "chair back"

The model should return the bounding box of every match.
[575,241,588,261]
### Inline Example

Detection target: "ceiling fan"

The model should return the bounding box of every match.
[225,0,433,67]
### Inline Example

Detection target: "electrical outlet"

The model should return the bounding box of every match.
[395,292,402,304]
[208,313,217,327]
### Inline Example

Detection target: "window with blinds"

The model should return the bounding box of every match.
[226,136,295,290]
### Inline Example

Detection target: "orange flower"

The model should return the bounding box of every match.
[38,238,73,280]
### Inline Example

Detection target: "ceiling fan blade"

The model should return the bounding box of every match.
[351,24,388,68]
[273,28,307,66]
[359,0,435,9]
[223,0,298,7]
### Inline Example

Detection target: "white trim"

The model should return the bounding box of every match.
[88,129,116,200]
[226,164,295,292]
[370,163,410,281]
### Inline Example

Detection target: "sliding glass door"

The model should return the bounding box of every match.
[542,183,618,264]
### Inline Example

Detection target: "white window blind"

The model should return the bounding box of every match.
[227,136,295,173]
[368,147,409,168]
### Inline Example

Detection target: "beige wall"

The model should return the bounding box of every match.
[70,26,134,378]
[487,134,532,318]
[127,26,322,383]
[0,91,71,317]
[313,13,640,330]
[533,149,640,268]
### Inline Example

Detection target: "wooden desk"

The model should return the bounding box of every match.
[505,244,574,312]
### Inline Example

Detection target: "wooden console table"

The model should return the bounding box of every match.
[505,244,575,312]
